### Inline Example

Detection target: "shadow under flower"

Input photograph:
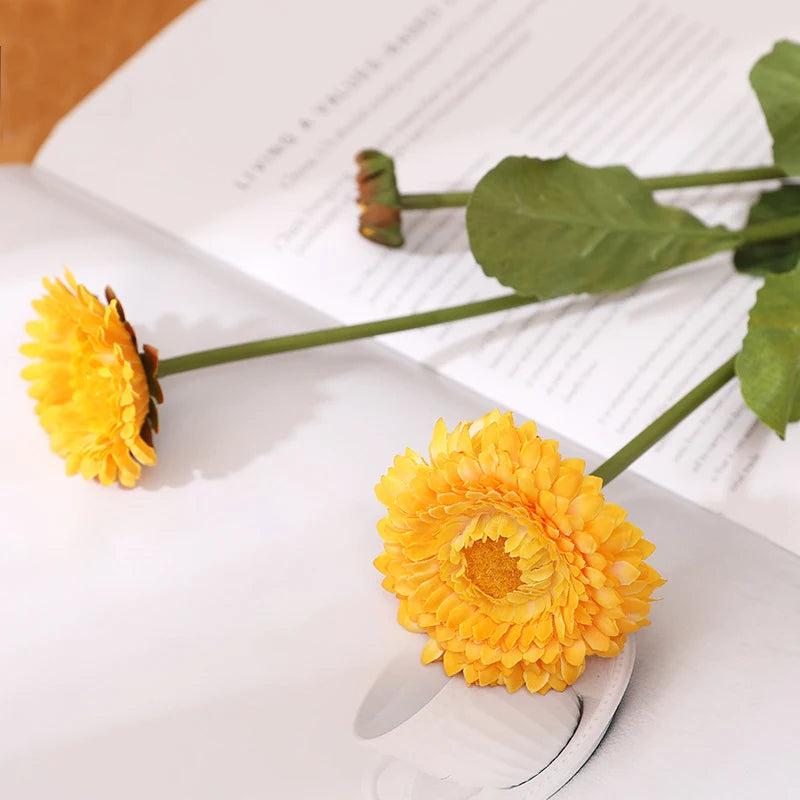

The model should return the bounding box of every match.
[133,313,353,491]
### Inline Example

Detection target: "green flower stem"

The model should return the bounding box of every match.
[642,165,785,191]
[398,166,786,209]
[400,192,472,209]
[739,213,800,244]
[591,355,737,486]
[158,294,538,377]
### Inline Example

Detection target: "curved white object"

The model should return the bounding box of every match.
[355,637,636,800]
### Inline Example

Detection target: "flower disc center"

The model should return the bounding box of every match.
[463,537,522,599]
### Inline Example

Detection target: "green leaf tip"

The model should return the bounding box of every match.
[736,263,800,438]
[750,40,800,177]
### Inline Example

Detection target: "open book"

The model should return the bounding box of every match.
[32,0,800,555]
[2,1,799,798]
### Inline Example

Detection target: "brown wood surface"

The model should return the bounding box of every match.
[0,0,198,163]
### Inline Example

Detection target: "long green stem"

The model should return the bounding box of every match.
[642,165,785,191]
[591,355,737,486]
[160,292,739,484]
[401,192,472,209]
[398,165,786,209]
[158,294,537,377]
[739,214,800,244]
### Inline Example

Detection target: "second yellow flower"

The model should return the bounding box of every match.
[375,411,664,693]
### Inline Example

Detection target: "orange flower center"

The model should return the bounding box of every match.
[463,537,522,598]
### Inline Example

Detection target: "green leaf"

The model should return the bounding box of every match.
[734,185,800,276]
[466,156,739,299]
[736,264,800,438]
[750,40,800,176]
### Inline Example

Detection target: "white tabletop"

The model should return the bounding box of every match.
[1,167,798,799]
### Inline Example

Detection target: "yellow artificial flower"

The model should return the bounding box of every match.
[21,271,162,488]
[375,411,664,694]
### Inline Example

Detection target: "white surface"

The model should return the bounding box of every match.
[503,639,637,800]
[357,640,636,799]
[1,168,799,799]
[354,636,582,790]
[35,0,800,551]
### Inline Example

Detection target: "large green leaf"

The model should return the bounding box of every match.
[466,156,739,299]
[734,185,800,276]
[750,40,800,176]
[736,264,800,438]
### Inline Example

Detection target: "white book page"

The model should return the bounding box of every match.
[37,0,800,552]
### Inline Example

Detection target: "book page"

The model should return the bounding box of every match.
[36,0,800,552]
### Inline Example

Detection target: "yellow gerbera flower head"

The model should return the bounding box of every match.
[21,271,163,488]
[375,411,664,694]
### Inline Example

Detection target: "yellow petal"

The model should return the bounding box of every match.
[583,625,611,653]
[443,650,464,676]
[504,668,525,693]
[523,668,549,693]
[421,639,444,664]
[564,640,586,667]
